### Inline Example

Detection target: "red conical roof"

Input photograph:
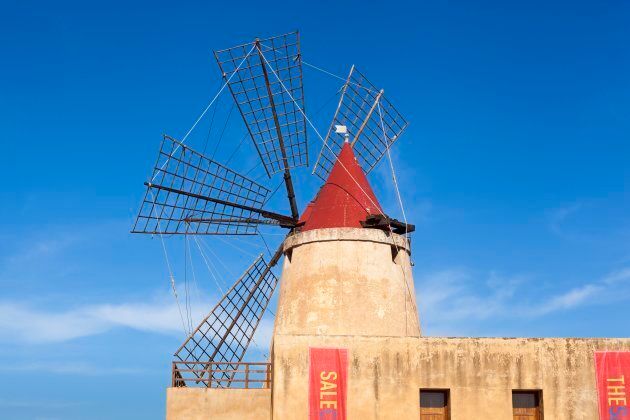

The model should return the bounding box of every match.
[299,143,382,231]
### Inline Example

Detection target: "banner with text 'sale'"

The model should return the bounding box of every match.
[309,347,348,420]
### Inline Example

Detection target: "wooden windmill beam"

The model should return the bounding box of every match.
[144,182,296,227]
[255,40,300,221]
[351,89,384,147]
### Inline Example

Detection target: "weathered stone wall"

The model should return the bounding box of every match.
[166,388,270,420]
[276,228,420,337]
[271,335,630,419]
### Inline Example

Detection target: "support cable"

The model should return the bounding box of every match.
[191,235,226,296]
[183,235,192,332]
[201,85,221,155]
[377,102,409,237]
[302,60,379,94]
[185,235,203,325]
[210,101,235,160]
[147,189,190,336]
[377,102,418,334]
[152,44,257,182]
[197,236,235,279]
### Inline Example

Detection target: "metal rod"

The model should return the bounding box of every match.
[312,64,354,175]
[144,182,295,226]
[255,40,300,221]
[183,217,280,226]
[351,89,384,147]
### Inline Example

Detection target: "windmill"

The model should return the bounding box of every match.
[132,31,413,388]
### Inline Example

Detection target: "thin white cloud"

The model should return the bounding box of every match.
[417,266,630,335]
[0,295,210,344]
[532,284,601,315]
[548,202,582,235]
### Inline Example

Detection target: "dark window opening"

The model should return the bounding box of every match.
[420,389,450,420]
[512,390,543,420]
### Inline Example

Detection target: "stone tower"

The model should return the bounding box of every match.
[270,142,420,418]
[273,142,420,338]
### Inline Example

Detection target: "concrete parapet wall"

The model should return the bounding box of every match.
[166,388,270,420]
[271,335,630,420]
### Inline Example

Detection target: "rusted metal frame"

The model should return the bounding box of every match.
[360,100,410,176]
[346,82,379,126]
[138,193,252,235]
[145,141,178,233]
[214,30,297,55]
[172,361,272,388]
[218,244,283,381]
[273,33,306,168]
[353,117,386,168]
[173,256,265,372]
[230,59,298,86]
[270,36,298,168]
[140,137,178,232]
[162,138,194,233]
[188,139,243,234]
[206,243,283,367]
[214,50,273,179]
[144,182,295,227]
[312,77,375,179]
[343,77,379,134]
[295,30,308,166]
[313,65,355,178]
[255,41,299,221]
[217,34,306,177]
[220,47,275,177]
[172,139,206,234]
[162,136,269,201]
[132,135,169,233]
[184,217,279,226]
[250,45,286,176]
[370,96,408,139]
[155,139,186,234]
[187,258,266,365]
[244,53,284,175]
[138,135,271,235]
[154,145,270,203]
[204,263,271,386]
[347,90,376,134]
[142,199,256,232]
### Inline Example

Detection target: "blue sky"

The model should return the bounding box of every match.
[1,0,629,418]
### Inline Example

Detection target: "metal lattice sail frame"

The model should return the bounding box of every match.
[313,65,408,180]
[214,31,305,220]
[132,135,293,235]
[174,251,280,387]
[214,31,307,175]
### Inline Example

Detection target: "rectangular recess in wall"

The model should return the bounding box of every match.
[512,390,544,420]
[419,389,450,420]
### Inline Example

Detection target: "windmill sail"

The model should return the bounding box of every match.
[313,66,408,180]
[214,31,308,177]
[173,252,280,387]
[132,135,291,235]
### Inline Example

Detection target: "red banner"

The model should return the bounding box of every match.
[595,351,630,420]
[309,347,348,420]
